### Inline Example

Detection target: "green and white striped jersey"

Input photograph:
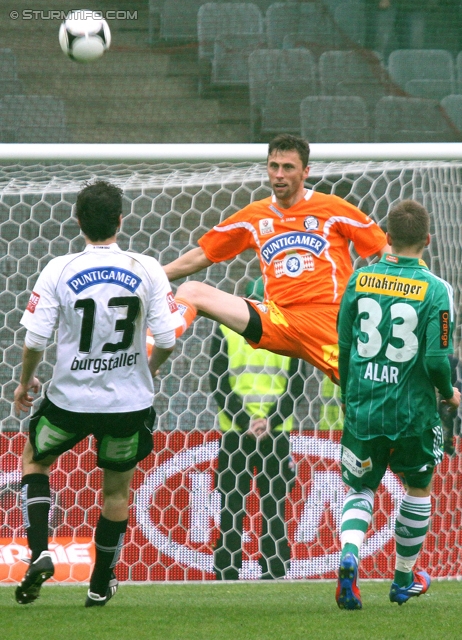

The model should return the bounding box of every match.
[338,254,454,440]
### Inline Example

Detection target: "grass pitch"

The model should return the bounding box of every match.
[1,580,460,640]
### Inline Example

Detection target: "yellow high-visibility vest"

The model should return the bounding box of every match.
[218,325,293,432]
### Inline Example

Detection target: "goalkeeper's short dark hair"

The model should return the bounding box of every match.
[387,199,430,252]
[76,179,123,242]
[267,134,310,169]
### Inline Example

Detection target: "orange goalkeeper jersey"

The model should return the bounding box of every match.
[199,190,387,307]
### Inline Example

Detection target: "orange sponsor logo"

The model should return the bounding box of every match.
[0,538,94,584]
[267,301,289,327]
[440,310,450,348]
[322,344,339,365]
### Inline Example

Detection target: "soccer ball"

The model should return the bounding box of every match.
[59,10,111,63]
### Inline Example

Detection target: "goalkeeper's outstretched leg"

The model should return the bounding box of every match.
[172,279,341,382]
[173,280,251,337]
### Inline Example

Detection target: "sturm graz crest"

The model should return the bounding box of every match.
[304,216,319,230]
[283,253,304,277]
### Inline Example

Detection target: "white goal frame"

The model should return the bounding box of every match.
[1,142,462,163]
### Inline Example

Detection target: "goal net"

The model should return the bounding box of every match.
[1,147,462,583]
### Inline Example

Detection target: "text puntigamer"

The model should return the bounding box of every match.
[67,267,141,294]
[261,232,328,264]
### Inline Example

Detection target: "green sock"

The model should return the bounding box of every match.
[394,494,431,588]
[342,542,359,562]
[394,569,413,588]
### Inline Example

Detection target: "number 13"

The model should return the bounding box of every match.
[75,296,140,354]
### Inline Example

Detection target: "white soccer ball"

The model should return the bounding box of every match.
[59,10,111,63]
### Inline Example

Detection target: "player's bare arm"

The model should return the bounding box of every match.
[164,247,213,282]
[149,345,175,378]
[14,346,42,415]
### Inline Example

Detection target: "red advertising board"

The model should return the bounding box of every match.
[1,431,462,582]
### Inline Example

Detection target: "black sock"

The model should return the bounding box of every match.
[21,473,51,563]
[90,515,127,596]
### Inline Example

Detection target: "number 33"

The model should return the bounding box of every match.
[357,298,418,363]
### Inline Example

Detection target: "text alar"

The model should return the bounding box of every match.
[364,362,399,384]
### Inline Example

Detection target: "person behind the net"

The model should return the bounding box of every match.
[210,276,305,580]
[164,134,389,385]
[335,199,460,610]
[13,180,178,607]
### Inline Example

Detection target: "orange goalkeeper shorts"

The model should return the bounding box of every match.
[245,300,340,383]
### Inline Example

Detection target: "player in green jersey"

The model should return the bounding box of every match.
[335,199,460,610]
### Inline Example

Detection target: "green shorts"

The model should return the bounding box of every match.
[340,424,444,491]
[28,395,155,472]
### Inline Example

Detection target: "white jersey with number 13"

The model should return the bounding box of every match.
[21,243,177,413]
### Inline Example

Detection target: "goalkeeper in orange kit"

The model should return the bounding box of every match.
[163,134,389,382]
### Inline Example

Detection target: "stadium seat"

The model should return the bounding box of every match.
[197,2,264,95]
[300,96,369,142]
[249,49,317,141]
[333,1,366,47]
[374,96,460,142]
[402,79,457,102]
[261,74,318,137]
[319,50,390,112]
[441,95,462,136]
[0,96,69,143]
[211,34,267,87]
[266,2,336,51]
[388,50,456,102]
[281,28,337,59]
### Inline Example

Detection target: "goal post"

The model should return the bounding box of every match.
[1,143,462,583]
[1,141,462,162]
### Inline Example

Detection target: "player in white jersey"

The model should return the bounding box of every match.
[13,180,177,607]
